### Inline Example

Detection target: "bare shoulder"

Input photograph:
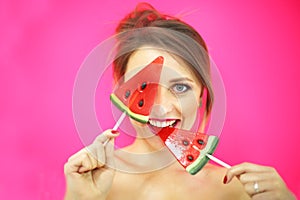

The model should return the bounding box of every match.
[108,159,251,200]
[198,163,251,200]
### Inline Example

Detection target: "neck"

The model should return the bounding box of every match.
[124,122,165,153]
[114,129,176,173]
[128,135,165,153]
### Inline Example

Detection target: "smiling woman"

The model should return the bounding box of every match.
[125,47,203,131]
[64,2,296,200]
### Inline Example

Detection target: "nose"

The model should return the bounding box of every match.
[150,85,175,117]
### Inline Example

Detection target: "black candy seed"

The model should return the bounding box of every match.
[187,155,194,161]
[138,99,144,107]
[182,140,189,146]
[141,82,147,90]
[197,139,205,145]
[125,90,131,99]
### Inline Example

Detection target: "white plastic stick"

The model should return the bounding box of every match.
[206,154,231,169]
[103,112,126,146]
[112,112,126,130]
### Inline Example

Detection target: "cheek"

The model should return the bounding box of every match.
[178,93,200,128]
[181,101,198,119]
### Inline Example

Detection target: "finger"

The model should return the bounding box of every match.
[64,152,97,174]
[67,148,88,162]
[68,130,119,162]
[252,190,280,200]
[88,130,118,168]
[93,138,116,186]
[244,180,273,197]
[66,147,97,170]
[104,138,116,168]
[226,162,273,183]
[66,130,119,174]
[77,153,98,173]
[238,172,276,184]
[245,178,288,198]
[94,129,119,144]
[93,130,119,167]
[252,187,297,200]
[86,142,106,168]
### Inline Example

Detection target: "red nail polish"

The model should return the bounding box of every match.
[223,176,227,184]
[111,130,119,134]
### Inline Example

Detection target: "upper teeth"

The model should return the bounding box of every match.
[149,119,176,128]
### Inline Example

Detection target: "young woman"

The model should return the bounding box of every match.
[64,3,295,199]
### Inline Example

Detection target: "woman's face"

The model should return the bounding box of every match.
[125,47,203,134]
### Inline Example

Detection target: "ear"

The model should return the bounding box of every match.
[197,86,210,133]
[199,98,203,108]
[198,109,211,133]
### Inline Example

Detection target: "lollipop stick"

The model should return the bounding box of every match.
[103,112,126,146]
[112,112,127,130]
[192,145,231,168]
[206,154,231,169]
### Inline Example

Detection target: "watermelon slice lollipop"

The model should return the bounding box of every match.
[157,127,219,175]
[110,56,164,123]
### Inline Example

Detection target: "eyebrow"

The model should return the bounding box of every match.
[168,77,194,83]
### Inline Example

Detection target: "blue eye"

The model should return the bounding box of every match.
[172,84,191,94]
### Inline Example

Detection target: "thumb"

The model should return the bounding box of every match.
[93,134,117,187]
[105,137,116,168]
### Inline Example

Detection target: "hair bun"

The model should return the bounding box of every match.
[116,2,168,33]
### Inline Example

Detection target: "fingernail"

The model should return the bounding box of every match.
[223,175,227,184]
[111,130,119,134]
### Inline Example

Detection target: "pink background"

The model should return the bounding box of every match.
[1,0,300,199]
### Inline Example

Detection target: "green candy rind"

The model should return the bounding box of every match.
[186,136,219,175]
[110,93,149,123]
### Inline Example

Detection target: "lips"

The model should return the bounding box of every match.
[147,118,180,134]
[148,119,177,128]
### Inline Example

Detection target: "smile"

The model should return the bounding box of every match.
[148,119,179,128]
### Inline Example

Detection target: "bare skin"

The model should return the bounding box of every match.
[64,133,295,200]
[64,130,118,200]
[225,163,296,200]
[64,48,295,199]
[64,132,250,200]
[107,143,250,200]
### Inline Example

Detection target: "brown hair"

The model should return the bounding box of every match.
[113,2,213,114]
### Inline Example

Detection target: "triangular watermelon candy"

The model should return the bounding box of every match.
[157,127,219,175]
[110,56,164,123]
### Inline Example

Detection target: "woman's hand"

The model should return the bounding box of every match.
[64,130,119,200]
[224,162,296,200]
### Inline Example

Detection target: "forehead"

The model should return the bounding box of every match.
[126,47,199,82]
